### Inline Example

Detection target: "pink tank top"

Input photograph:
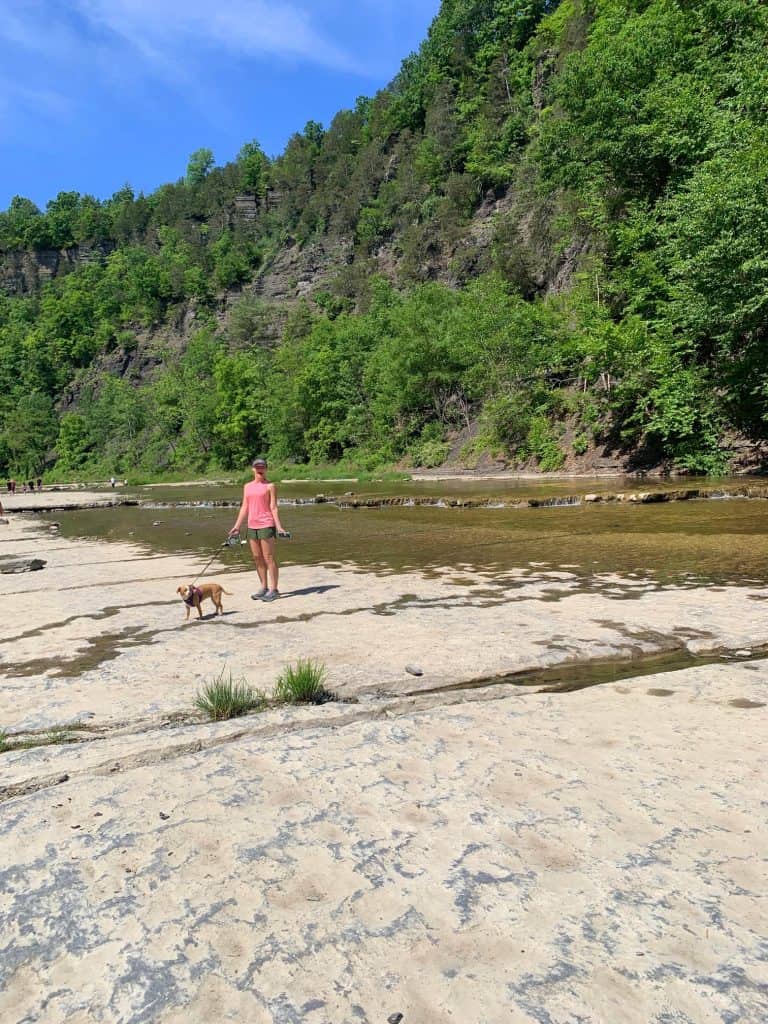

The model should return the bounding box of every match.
[245,480,274,529]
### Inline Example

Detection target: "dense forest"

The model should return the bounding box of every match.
[1,0,766,480]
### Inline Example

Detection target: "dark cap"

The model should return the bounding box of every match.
[251,457,267,467]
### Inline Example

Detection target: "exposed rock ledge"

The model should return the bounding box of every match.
[0,514,765,1022]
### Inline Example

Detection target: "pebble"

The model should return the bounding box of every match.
[388,1014,404,1024]
[405,664,423,677]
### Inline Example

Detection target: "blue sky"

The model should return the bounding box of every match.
[1,0,441,210]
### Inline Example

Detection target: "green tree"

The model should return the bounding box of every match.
[186,148,215,186]
[1,392,57,476]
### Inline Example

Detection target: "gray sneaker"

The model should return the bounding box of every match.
[250,587,268,600]
[262,589,280,602]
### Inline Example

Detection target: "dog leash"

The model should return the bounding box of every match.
[189,540,230,587]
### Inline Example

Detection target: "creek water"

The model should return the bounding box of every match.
[48,476,768,587]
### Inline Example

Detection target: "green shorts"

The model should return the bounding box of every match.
[247,526,277,540]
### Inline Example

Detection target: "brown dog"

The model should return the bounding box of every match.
[177,582,232,620]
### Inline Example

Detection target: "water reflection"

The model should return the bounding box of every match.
[49,483,768,587]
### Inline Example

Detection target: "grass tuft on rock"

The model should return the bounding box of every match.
[194,670,266,721]
[0,726,74,753]
[273,659,334,705]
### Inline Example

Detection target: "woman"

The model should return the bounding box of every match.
[229,458,287,602]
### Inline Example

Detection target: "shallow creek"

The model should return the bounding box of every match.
[51,476,768,587]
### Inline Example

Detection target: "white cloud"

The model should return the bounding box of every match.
[73,0,365,73]
[0,78,69,126]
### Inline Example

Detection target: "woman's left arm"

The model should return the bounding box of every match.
[269,484,285,533]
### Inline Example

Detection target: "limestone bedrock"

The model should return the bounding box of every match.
[0,514,766,1023]
[0,663,766,1023]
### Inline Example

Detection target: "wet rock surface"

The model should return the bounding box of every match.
[2,511,768,731]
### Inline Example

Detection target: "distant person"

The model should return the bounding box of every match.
[110,476,116,489]
[229,457,287,602]
[36,477,42,491]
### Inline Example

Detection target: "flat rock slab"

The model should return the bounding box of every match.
[2,515,768,732]
[0,662,765,1022]
[0,557,46,574]
[1,489,126,513]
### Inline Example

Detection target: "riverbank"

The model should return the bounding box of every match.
[1,511,766,1021]
[2,512,768,730]
[1,489,133,513]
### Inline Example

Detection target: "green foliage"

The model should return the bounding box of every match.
[273,660,332,705]
[237,141,269,195]
[0,727,73,753]
[413,439,451,468]
[0,392,57,477]
[194,669,266,721]
[524,415,565,471]
[572,433,589,456]
[186,148,215,186]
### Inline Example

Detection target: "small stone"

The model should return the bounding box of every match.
[388,1014,404,1024]
[0,557,46,574]
[405,664,423,677]
[159,812,170,820]
[734,649,752,657]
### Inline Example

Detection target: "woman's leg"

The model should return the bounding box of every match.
[248,538,268,590]
[258,537,279,592]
